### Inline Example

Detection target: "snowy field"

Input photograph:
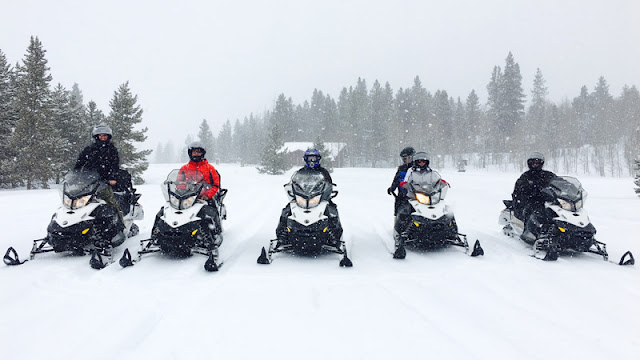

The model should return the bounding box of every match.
[1,163,638,360]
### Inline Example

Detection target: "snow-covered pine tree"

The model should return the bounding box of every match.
[257,123,288,175]
[197,119,216,160]
[0,49,18,187]
[67,83,90,161]
[107,81,151,184]
[6,37,61,189]
[86,100,106,126]
[312,135,333,173]
[368,80,391,167]
[50,83,73,181]
[634,156,640,196]
[217,120,233,162]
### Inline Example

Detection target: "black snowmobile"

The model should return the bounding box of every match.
[391,172,483,259]
[257,170,352,267]
[499,175,634,264]
[3,169,143,269]
[119,169,228,272]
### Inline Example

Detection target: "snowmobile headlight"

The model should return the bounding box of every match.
[169,194,181,209]
[294,194,322,209]
[181,195,197,209]
[415,193,431,205]
[63,194,73,209]
[307,194,321,208]
[558,198,575,212]
[295,195,307,208]
[72,195,92,209]
[575,199,583,210]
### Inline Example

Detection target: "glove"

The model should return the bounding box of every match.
[399,181,408,189]
[387,187,394,195]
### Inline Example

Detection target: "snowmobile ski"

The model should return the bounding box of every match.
[257,238,353,267]
[119,238,224,272]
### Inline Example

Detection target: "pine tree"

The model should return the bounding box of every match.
[86,100,106,126]
[369,80,391,167]
[634,157,640,196]
[197,119,215,159]
[107,81,151,184]
[0,49,17,186]
[49,83,72,180]
[6,37,59,189]
[312,135,333,173]
[217,120,233,162]
[527,68,548,149]
[257,123,288,175]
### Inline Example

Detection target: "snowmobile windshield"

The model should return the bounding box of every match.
[61,170,102,209]
[545,176,587,211]
[163,169,205,209]
[290,171,327,209]
[409,170,447,205]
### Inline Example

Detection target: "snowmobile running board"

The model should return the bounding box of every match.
[257,239,353,267]
[119,239,223,272]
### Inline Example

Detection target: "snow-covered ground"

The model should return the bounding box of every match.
[1,164,638,360]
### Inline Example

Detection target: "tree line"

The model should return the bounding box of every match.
[0,37,150,188]
[157,52,639,177]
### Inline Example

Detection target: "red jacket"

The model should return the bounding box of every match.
[180,160,220,199]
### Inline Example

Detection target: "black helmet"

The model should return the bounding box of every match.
[527,152,545,171]
[413,151,430,170]
[188,141,207,162]
[92,123,112,143]
[400,146,415,158]
[303,149,321,169]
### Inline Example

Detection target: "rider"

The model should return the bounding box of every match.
[177,142,223,240]
[275,149,342,246]
[388,146,415,215]
[396,151,448,238]
[74,123,125,230]
[180,141,221,202]
[512,152,556,237]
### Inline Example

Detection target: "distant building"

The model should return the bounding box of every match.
[281,142,347,168]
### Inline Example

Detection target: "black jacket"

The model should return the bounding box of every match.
[512,169,556,211]
[390,163,412,193]
[74,141,120,181]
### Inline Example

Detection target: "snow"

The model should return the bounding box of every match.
[1,164,638,360]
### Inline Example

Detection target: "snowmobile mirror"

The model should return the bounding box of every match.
[331,191,338,199]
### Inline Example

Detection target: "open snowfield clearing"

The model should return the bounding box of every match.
[1,164,638,360]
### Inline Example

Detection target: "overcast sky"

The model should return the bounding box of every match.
[1,0,638,150]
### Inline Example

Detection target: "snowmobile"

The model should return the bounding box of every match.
[499,175,634,265]
[257,170,352,267]
[119,169,228,272]
[391,173,484,259]
[3,169,143,269]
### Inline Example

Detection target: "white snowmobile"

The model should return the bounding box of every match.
[3,169,143,269]
[257,170,352,267]
[392,171,484,259]
[119,169,227,272]
[499,175,634,264]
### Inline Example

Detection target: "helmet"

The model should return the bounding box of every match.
[400,146,415,158]
[413,151,430,170]
[188,141,207,162]
[303,149,322,169]
[92,124,112,142]
[527,152,545,170]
